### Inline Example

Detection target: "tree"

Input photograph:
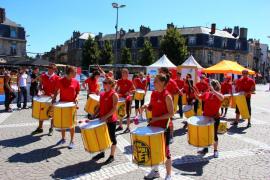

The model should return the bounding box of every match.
[82,37,100,69]
[99,40,114,65]
[160,27,188,65]
[121,47,132,64]
[139,40,155,66]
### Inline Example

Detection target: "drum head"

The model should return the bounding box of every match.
[33,96,52,102]
[79,119,105,129]
[136,89,145,93]
[89,94,100,101]
[187,116,214,126]
[223,94,231,97]
[53,102,76,107]
[232,92,244,96]
[118,98,126,102]
[131,126,164,135]
[183,105,192,112]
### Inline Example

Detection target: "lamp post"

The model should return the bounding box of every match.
[112,3,126,65]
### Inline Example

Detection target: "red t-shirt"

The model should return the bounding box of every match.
[236,77,255,98]
[200,92,222,118]
[134,78,147,90]
[184,80,195,103]
[221,82,232,94]
[146,75,150,83]
[166,78,179,95]
[148,90,170,129]
[85,77,99,94]
[99,90,117,123]
[117,78,134,96]
[56,77,80,102]
[41,73,60,96]
[175,79,184,89]
[196,81,209,93]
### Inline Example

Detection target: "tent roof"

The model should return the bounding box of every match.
[148,54,176,68]
[203,60,255,75]
[180,55,203,69]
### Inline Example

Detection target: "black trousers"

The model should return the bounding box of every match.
[178,95,183,117]
[214,117,220,142]
[5,91,16,110]
[17,87,27,108]
[107,122,117,145]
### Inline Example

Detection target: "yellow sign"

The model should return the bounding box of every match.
[133,140,151,165]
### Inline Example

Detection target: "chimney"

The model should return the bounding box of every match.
[167,23,174,29]
[232,26,239,37]
[128,29,135,33]
[223,27,232,34]
[0,8,6,23]
[239,27,248,40]
[210,23,216,34]
[140,25,151,36]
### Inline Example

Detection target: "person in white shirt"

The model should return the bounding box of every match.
[17,67,28,109]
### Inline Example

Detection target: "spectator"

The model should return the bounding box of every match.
[17,67,28,109]
[30,67,39,101]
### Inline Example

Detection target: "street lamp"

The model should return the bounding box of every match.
[112,3,126,65]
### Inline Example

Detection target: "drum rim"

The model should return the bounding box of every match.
[89,94,100,100]
[136,89,145,93]
[33,95,52,102]
[131,126,164,135]
[182,105,193,112]
[187,116,214,126]
[79,119,105,129]
[53,102,76,107]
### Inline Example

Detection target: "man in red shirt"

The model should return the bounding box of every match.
[220,76,232,117]
[232,70,255,127]
[115,68,135,133]
[194,76,209,115]
[175,72,184,118]
[146,74,151,90]
[31,63,60,136]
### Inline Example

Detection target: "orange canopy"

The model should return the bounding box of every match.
[203,60,255,75]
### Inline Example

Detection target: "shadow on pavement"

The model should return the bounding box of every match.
[8,144,64,163]
[0,134,45,148]
[174,127,187,137]
[124,145,132,155]
[51,160,104,179]
[227,124,248,135]
[173,155,210,176]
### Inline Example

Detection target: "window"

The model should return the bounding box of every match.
[207,51,213,64]
[10,27,17,38]
[132,39,136,48]
[10,43,17,55]
[221,53,226,59]
[208,36,214,46]
[222,39,227,48]
[236,40,241,49]
[188,36,196,45]
[235,54,240,62]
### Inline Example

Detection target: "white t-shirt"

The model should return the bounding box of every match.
[19,73,28,87]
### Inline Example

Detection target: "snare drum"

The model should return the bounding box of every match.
[218,120,227,134]
[134,89,145,101]
[117,98,126,119]
[173,94,179,113]
[53,102,77,129]
[187,116,214,147]
[32,96,52,120]
[182,93,187,105]
[84,94,100,115]
[222,94,231,108]
[79,119,111,153]
[145,109,152,119]
[197,99,203,116]
[183,105,195,118]
[233,93,250,119]
[131,126,166,166]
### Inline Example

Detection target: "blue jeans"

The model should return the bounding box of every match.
[17,87,27,108]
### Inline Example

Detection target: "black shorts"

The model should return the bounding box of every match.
[135,99,145,109]
[164,128,171,159]
[107,122,117,145]
[214,117,220,142]
[235,97,251,115]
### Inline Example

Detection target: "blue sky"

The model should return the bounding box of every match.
[1,0,270,56]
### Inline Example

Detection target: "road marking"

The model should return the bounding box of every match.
[0,122,50,128]
[0,104,17,124]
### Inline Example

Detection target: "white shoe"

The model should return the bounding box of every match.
[214,150,219,158]
[165,175,172,180]
[144,170,160,179]
[68,142,75,149]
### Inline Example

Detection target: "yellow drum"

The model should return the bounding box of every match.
[197,99,203,116]
[145,109,152,119]
[218,120,227,134]
[131,126,166,166]
[187,116,214,147]
[173,94,179,113]
[117,98,126,119]
[182,93,187,105]
[53,102,77,129]
[134,89,145,101]
[183,105,194,118]
[32,96,52,120]
[84,94,100,115]
[79,119,111,153]
[233,92,250,119]
[222,94,231,108]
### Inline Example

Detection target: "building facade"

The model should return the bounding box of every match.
[0,8,26,61]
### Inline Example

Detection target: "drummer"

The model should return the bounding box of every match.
[91,77,119,164]
[232,70,255,127]
[133,72,147,122]
[194,74,209,115]
[53,66,80,149]
[175,72,184,118]
[83,70,100,96]
[141,73,174,180]
[115,68,135,133]
[31,63,60,136]
[220,75,232,117]
[193,79,224,158]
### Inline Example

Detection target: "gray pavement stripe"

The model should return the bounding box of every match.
[0,104,17,124]
[0,121,50,128]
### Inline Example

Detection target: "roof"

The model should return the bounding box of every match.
[148,54,176,68]
[79,32,95,40]
[180,55,203,69]
[2,17,22,27]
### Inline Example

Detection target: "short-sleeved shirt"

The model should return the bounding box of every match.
[166,78,179,95]
[18,73,28,87]
[196,81,209,93]
[236,77,255,98]
[30,73,38,89]
[134,78,147,90]
[56,77,80,102]
[85,77,99,94]
[200,92,222,118]
[117,79,134,96]
[99,90,117,122]
[41,73,60,96]
[221,82,232,94]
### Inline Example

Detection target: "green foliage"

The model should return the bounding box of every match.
[82,37,100,68]
[160,27,188,65]
[99,40,114,65]
[139,40,155,66]
[121,47,132,64]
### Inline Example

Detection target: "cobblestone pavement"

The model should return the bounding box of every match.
[0,85,270,180]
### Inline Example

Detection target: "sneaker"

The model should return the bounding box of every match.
[165,175,172,180]
[183,121,188,129]
[17,107,22,110]
[56,139,66,145]
[123,128,131,133]
[104,155,114,164]
[198,148,208,155]
[144,170,160,179]
[116,126,123,132]
[68,142,75,149]
[214,150,219,158]
[48,128,54,136]
[247,122,251,128]
[92,152,105,160]
[22,106,28,109]
[5,108,13,113]
[31,128,43,135]
[134,116,139,125]
[231,121,238,126]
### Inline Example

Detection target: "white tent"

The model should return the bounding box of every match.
[148,54,176,68]
[180,55,203,69]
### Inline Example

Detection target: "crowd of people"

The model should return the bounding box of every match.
[0,64,256,180]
